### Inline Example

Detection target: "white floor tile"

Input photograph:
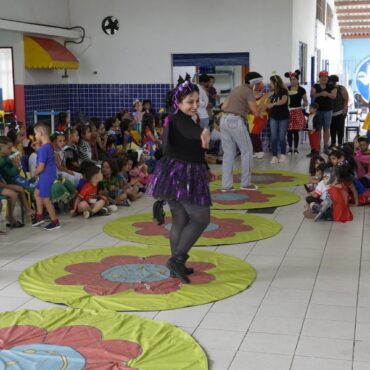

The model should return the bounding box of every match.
[307,304,356,322]
[301,318,355,340]
[239,332,298,355]
[296,336,353,361]
[193,328,245,351]
[249,316,303,336]
[291,356,352,370]
[229,351,292,370]
[199,311,255,331]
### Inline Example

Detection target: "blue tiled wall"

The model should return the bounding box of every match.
[24,84,69,125]
[24,83,170,125]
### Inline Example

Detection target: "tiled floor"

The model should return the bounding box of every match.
[1,145,370,370]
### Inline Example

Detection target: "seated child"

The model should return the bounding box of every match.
[0,174,34,228]
[52,132,82,187]
[128,150,149,187]
[354,136,370,188]
[327,163,353,223]
[63,128,80,172]
[117,156,143,201]
[77,124,93,163]
[305,154,326,192]
[99,159,130,206]
[0,136,37,192]
[142,113,161,144]
[306,168,335,209]
[71,165,113,219]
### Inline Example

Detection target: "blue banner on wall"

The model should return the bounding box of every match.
[172,52,249,66]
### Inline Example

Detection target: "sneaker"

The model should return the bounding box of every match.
[122,199,131,207]
[108,204,118,212]
[240,184,259,191]
[256,152,264,159]
[294,149,299,155]
[306,152,314,158]
[32,215,45,227]
[278,154,286,163]
[270,156,279,164]
[287,148,293,155]
[44,220,61,231]
[253,153,258,158]
[83,210,91,219]
[221,187,236,192]
[97,207,110,216]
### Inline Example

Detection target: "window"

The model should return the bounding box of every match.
[316,0,326,24]
[299,42,308,84]
[325,3,335,37]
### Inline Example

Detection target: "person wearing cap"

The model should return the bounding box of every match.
[311,71,337,154]
[220,71,262,191]
[328,75,349,147]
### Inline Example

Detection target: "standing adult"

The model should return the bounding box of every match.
[147,78,213,283]
[220,71,261,191]
[197,74,211,129]
[208,76,220,107]
[268,74,290,164]
[285,70,308,155]
[329,75,349,147]
[311,71,337,154]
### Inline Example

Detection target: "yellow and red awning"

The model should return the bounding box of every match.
[24,35,79,69]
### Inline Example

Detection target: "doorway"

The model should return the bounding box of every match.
[0,47,15,114]
[171,52,250,106]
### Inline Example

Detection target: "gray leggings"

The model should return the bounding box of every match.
[167,200,210,258]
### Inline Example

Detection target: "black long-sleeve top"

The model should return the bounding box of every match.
[164,111,206,164]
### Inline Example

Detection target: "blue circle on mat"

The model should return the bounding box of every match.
[0,344,85,370]
[165,223,220,232]
[101,263,170,283]
[212,193,249,201]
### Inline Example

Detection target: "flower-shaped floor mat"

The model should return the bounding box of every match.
[210,188,299,210]
[19,245,256,311]
[103,211,281,246]
[0,308,207,369]
[211,170,308,189]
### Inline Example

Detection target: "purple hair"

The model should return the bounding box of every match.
[172,81,199,113]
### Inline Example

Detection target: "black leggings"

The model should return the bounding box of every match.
[330,114,345,146]
[167,200,210,258]
[287,130,299,149]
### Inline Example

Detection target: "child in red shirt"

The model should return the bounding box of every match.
[71,165,110,218]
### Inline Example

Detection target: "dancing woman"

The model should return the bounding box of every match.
[147,78,212,283]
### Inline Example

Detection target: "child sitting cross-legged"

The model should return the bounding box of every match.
[71,165,113,219]
[99,159,130,206]
[117,156,143,202]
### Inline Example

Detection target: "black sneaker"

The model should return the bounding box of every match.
[306,152,314,158]
[44,220,61,231]
[287,148,293,155]
[32,215,45,227]
[294,149,299,155]
[97,207,110,216]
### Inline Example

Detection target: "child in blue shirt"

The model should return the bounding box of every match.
[32,122,60,230]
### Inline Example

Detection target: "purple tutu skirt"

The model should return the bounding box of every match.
[147,156,212,207]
